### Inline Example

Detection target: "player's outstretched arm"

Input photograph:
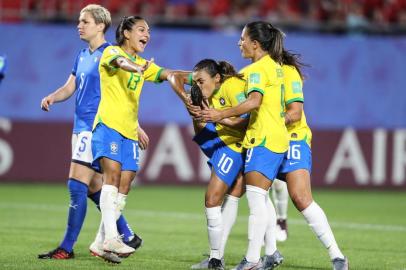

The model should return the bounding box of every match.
[218,117,249,129]
[40,74,76,111]
[285,101,303,126]
[166,71,191,105]
[112,56,150,74]
[201,91,262,122]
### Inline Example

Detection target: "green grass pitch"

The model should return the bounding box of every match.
[0,184,405,270]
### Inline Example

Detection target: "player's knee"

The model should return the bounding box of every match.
[290,192,312,211]
[205,192,223,208]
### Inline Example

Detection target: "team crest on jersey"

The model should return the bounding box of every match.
[94,57,98,62]
[110,142,118,154]
[249,73,260,84]
[219,97,226,106]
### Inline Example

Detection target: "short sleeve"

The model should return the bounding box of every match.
[284,67,304,105]
[71,52,80,76]
[100,46,122,72]
[246,67,266,96]
[144,62,164,83]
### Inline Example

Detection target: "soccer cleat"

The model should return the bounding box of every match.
[38,247,74,259]
[191,255,225,269]
[332,257,349,270]
[261,250,284,270]
[89,240,122,263]
[231,257,263,270]
[125,233,143,251]
[103,236,135,257]
[275,219,288,242]
[89,240,105,257]
[208,258,225,270]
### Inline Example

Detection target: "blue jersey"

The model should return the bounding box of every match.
[72,42,109,133]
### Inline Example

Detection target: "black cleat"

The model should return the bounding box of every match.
[38,247,74,259]
[208,258,225,270]
[125,233,143,251]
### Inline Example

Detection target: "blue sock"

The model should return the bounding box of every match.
[88,190,134,242]
[59,179,88,252]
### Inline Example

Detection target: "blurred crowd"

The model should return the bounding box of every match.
[1,0,406,33]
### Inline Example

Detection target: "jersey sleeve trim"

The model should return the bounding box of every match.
[154,68,164,83]
[187,73,193,85]
[286,97,304,105]
[105,55,121,71]
[247,87,264,95]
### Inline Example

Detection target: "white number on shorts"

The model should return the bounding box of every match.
[132,142,137,160]
[245,148,253,163]
[287,144,301,160]
[218,153,233,174]
[79,136,88,152]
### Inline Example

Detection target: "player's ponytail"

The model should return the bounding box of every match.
[193,59,243,83]
[116,16,144,46]
[244,21,285,64]
[282,49,307,80]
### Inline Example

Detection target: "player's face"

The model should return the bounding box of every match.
[193,70,220,99]
[127,20,150,53]
[77,12,100,42]
[238,27,255,59]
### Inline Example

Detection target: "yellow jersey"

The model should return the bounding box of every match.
[283,65,312,146]
[209,76,247,152]
[94,45,163,140]
[240,55,289,153]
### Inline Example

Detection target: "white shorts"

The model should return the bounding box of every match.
[71,131,93,165]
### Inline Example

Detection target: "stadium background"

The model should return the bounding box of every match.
[0,1,406,270]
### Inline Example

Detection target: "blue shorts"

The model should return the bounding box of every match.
[193,123,223,158]
[209,145,244,187]
[277,140,312,180]
[244,146,285,181]
[91,123,140,172]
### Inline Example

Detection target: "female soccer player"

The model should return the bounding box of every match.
[91,15,188,258]
[38,5,143,260]
[262,49,348,270]
[181,59,248,270]
[201,21,288,270]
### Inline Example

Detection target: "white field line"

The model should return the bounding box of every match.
[1,202,406,233]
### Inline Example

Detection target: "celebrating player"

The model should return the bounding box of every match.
[90,15,189,261]
[267,48,349,270]
[202,21,288,270]
[181,59,248,270]
[38,5,142,260]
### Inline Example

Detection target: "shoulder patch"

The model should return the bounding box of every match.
[249,73,260,84]
[236,92,246,103]
[292,81,302,93]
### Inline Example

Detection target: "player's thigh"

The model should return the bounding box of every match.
[100,157,122,187]
[119,170,136,195]
[228,172,245,198]
[88,172,103,194]
[70,131,95,184]
[69,162,95,185]
[206,171,229,207]
[244,146,285,190]
[286,169,313,211]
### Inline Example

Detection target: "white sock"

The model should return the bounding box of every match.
[271,180,289,219]
[94,220,105,245]
[206,206,222,260]
[246,185,268,263]
[115,193,127,220]
[220,195,239,258]
[264,192,277,255]
[301,201,344,260]
[100,184,119,240]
